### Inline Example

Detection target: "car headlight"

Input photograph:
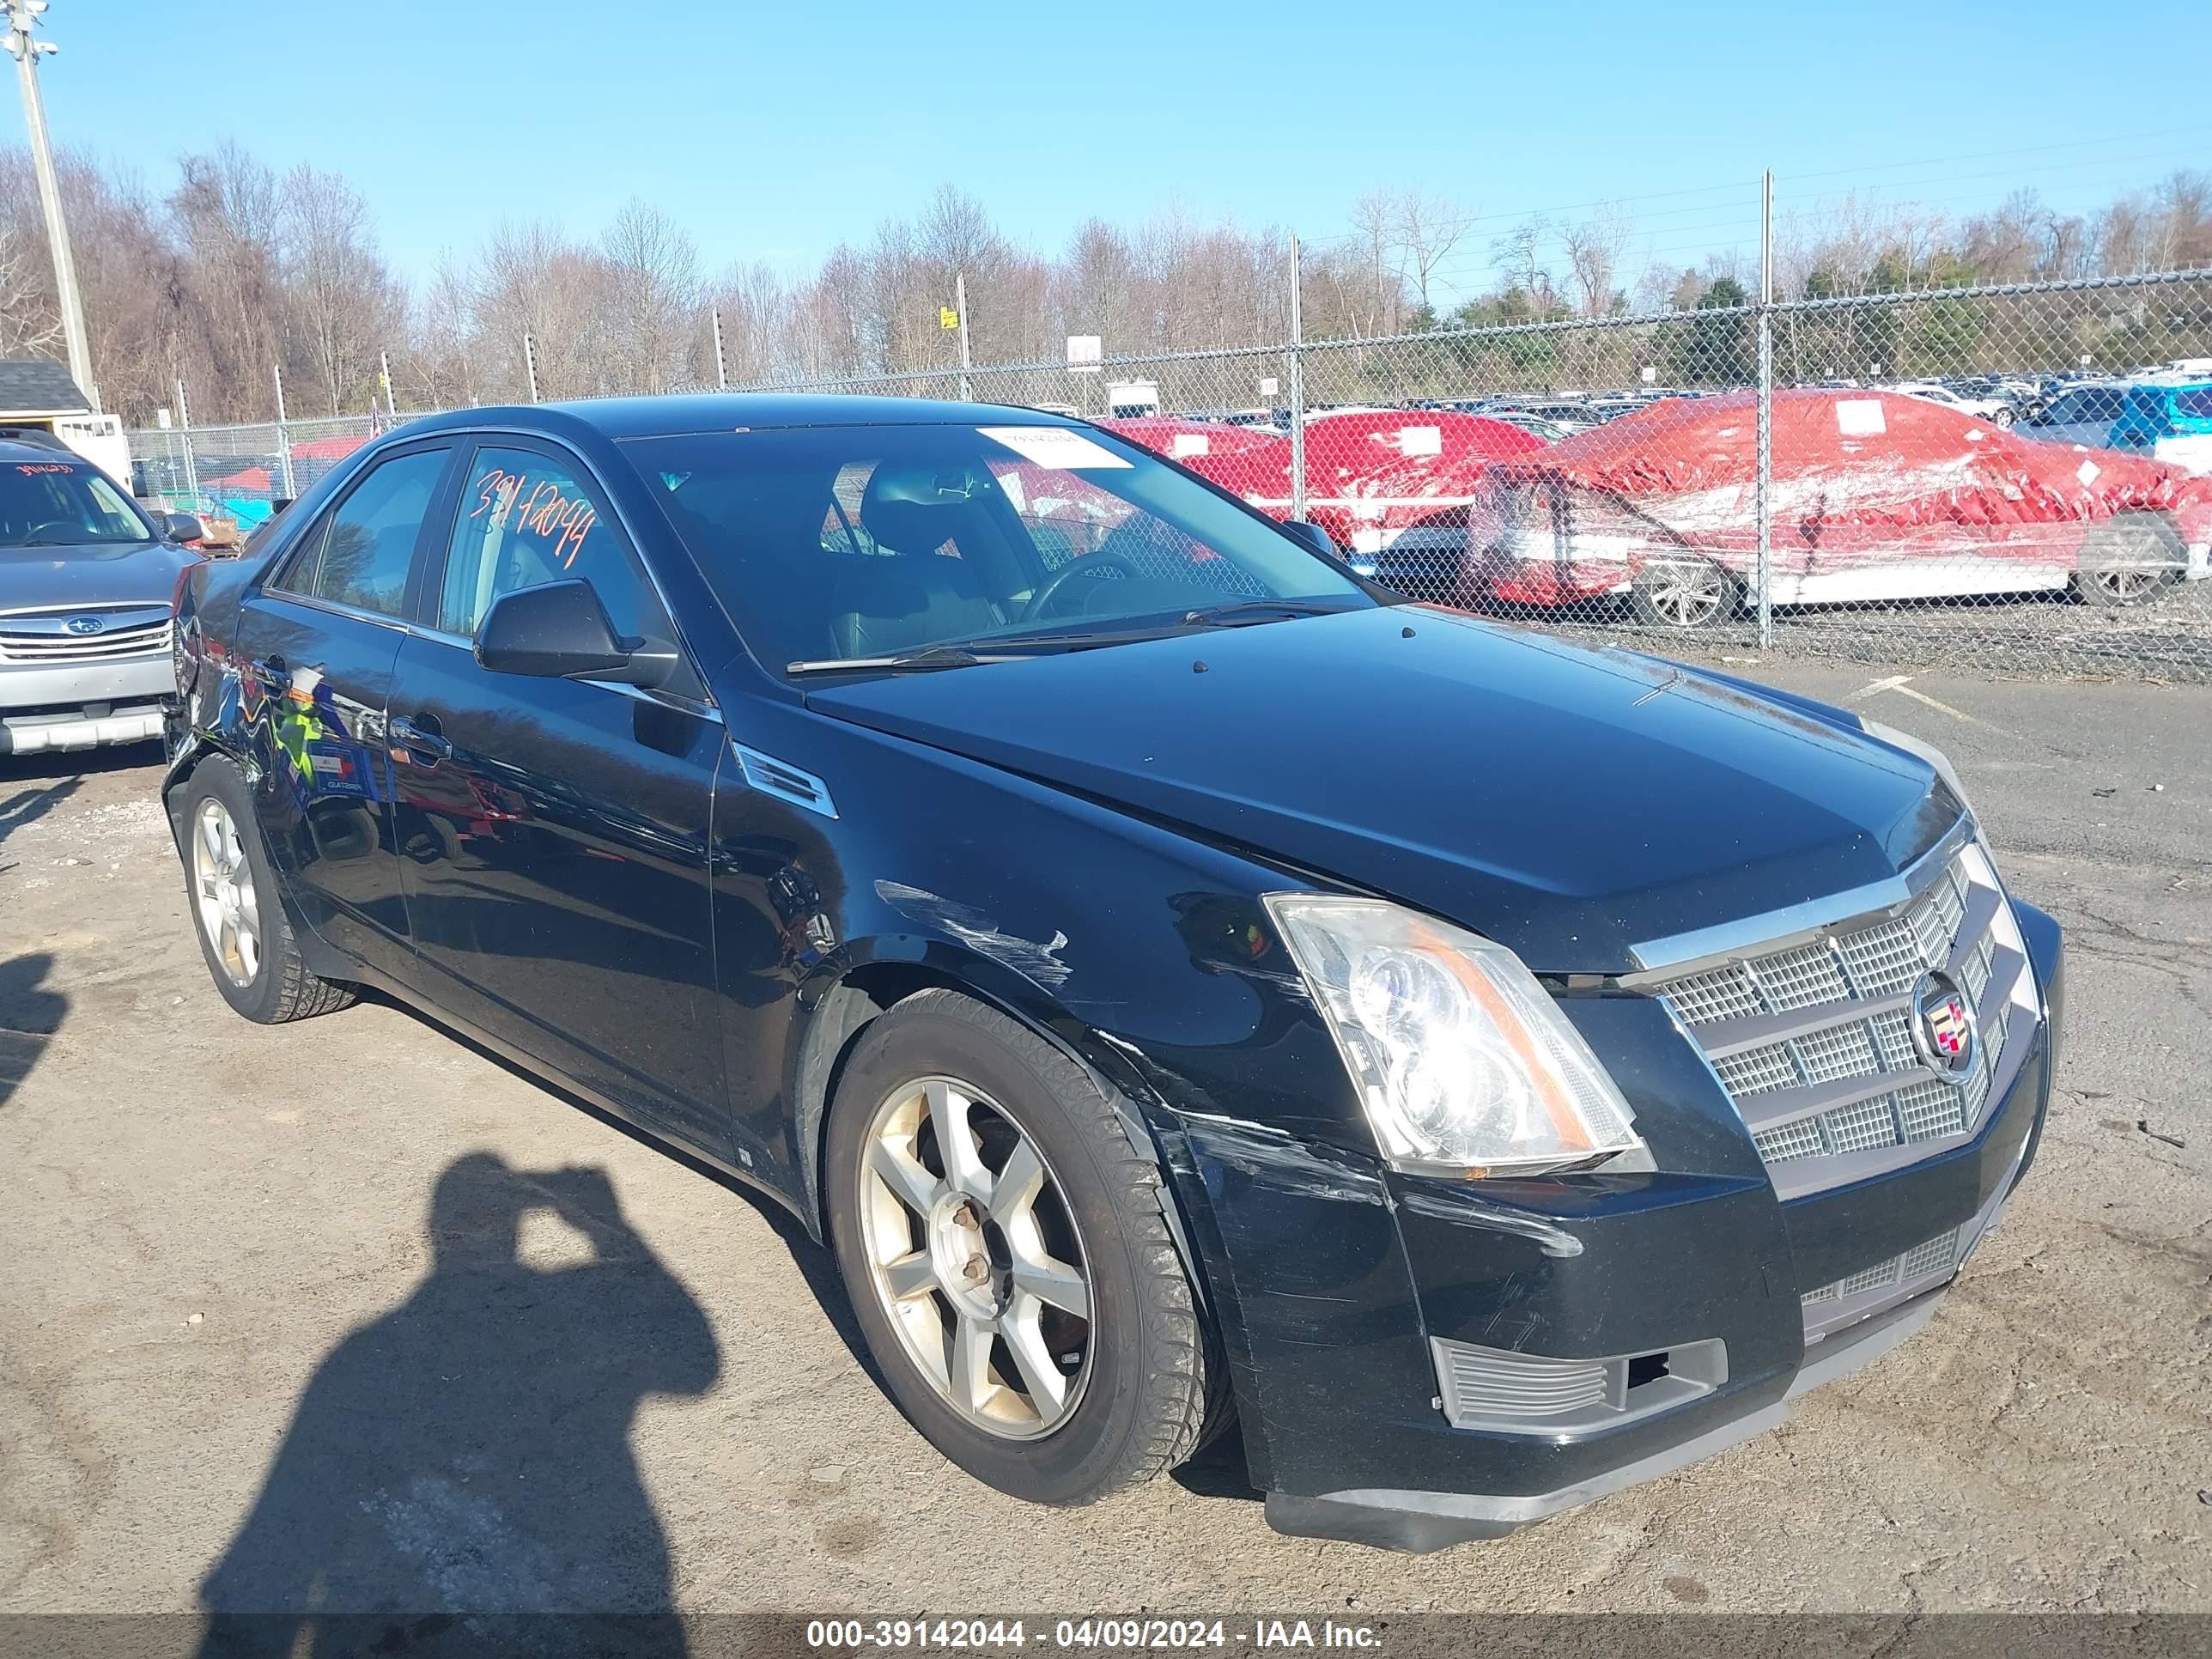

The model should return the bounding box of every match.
[1264,893,1644,1178]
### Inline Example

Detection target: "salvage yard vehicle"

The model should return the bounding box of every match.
[1465,387,2212,627]
[166,395,2062,1551]
[0,439,207,755]
[2017,377,2212,474]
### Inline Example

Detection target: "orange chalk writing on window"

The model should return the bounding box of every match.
[469,468,598,568]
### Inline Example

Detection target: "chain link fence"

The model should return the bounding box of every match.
[128,270,2212,679]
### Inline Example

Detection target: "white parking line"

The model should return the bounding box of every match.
[1849,673,2003,731]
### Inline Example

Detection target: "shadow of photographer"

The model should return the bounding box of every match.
[198,1152,720,1658]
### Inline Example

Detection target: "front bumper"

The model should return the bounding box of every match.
[1158,901,2062,1553]
[0,656,173,754]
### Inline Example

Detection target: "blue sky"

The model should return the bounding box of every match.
[17,0,2212,303]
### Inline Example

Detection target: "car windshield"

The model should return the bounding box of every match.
[632,422,1373,675]
[0,457,155,548]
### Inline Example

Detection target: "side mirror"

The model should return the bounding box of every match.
[1281,518,1340,561]
[163,511,207,544]
[474,579,678,688]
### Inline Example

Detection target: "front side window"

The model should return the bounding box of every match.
[283,447,449,616]
[439,446,656,641]
[635,422,1369,674]
[0,458,155,548]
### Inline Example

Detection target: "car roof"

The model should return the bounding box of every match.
[0,435,77,460]
[403,392,1076,444]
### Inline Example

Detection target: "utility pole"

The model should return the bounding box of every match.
[954,273,973,401]
[379,349,396,418]
[711,308,728,389]
[522,331,541,404]
[4,0,93,404]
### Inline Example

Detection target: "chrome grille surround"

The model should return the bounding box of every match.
[1626,820,2043,1201]
[0,605,174,666]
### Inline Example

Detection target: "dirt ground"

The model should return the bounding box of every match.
[1,660,2207,1623]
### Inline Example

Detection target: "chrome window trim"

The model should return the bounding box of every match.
[255,588,414,635]
[1620,813,1976,981]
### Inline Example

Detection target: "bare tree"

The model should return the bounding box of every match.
[281,166,400,414]
[1560,202,1632,319]
[1396,191,1470,317]
[602,198,700,394]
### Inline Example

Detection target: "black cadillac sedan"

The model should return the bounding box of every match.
[165,396,2063,1552]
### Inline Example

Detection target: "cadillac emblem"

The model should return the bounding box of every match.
[1911,969,1977,1079]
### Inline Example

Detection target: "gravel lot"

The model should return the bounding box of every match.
[1,659,2207,1627]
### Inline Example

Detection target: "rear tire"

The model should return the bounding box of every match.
[1628,552,1741,630]
[2076,514,2185,609]
[175,757,356,1024]
[825,989,1215,1505]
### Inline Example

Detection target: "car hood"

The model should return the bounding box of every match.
[0,541,192,612]
[804,606,1960,972]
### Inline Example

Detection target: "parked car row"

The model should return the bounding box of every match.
[1105,384,2212,629]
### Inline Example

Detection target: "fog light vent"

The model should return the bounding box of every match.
[1431,1335,1727,1435]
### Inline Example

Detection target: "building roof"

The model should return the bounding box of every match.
[0,358,92,416]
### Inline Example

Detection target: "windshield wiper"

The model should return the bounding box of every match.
[786,645,991,677]
[1180,598,1356,628]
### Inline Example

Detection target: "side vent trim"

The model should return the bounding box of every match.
[732,743,837,820]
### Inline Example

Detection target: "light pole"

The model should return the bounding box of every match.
[3,0,93,404]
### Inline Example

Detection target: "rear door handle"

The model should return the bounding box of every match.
[390,714,452,765]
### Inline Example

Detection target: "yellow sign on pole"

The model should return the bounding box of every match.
[939,306,960,331]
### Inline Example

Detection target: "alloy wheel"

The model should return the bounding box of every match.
[191,799,262,988]
[2087,563,2165,604]
[1644,559,1730,628]
[856,1075,1095,1440]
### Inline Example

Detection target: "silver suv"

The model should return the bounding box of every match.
[0,437,205,757]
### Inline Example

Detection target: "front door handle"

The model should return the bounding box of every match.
[390,714,452,766]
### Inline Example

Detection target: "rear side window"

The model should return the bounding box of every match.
[276,447,450,616]
[2172,388,2212,422]
[437,446,658,641]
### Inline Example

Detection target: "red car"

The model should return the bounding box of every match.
[1463,389,2212,629]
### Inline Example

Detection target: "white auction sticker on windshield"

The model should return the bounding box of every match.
[978,426,1131,470]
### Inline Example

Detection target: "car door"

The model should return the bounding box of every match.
[387,437,729,1156]
[230,441,458,981]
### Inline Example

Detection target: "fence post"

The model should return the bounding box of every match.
[175,378,199,502]
[1287,231,1307,522]
[1755,168,1774,650]
[955,272,973,401]
[271,362,297,501]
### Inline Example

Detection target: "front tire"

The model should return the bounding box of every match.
[825,989,1215,1505]
[175,757,356,1024]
